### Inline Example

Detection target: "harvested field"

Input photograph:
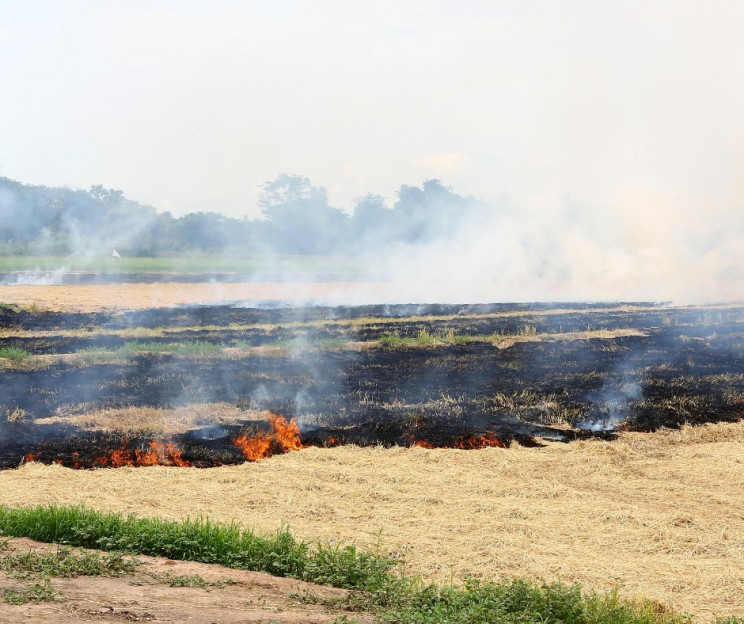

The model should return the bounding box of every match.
[1,292,743,620]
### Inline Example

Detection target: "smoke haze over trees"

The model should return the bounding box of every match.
[1,174,742,304]
[0,174,482,258]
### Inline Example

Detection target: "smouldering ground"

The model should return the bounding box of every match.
[1,422,743,621]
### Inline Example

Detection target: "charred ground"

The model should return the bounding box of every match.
[1,302,743,468]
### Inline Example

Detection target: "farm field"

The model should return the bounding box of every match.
[0,285,743,620]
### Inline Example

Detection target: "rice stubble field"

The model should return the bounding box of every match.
[0,279,742,621]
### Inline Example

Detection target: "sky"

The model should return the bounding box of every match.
[1,0,743,302]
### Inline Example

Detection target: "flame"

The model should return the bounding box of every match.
[91,437,192,468]
[406,431,504,449]
[412,439,434,448]
[24,453,38,464]
[453,433,505,449]
[233,414,303,461]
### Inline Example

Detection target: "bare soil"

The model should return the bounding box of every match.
[0,537,367,623]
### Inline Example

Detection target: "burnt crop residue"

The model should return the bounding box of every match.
[1,302,743,469]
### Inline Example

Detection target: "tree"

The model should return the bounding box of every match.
[258,174,327,210]
[258,174,348,255]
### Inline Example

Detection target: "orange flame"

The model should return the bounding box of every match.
[453,433,505,449]
[91,437,192,468]
[406,431,504,449]
[412,439,435,448]
[233,414,303,461]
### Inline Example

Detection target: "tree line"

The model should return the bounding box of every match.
[0,174,488,257]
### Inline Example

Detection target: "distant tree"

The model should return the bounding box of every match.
[392,179,474,243]
[258,174,327,209]
[259,174,348,255]
[350,193,392,250]
[88,185,125,205]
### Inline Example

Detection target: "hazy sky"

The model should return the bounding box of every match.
[2,0,742,222]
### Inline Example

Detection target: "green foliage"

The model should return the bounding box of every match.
[0,505,714,623]
[118,341,222,357]
[0,505,397,591]
[164,573,208,588]
[0,347,30,363]
[379,328,465,347]
[0,547,138,579]
[372,579,691,624]
[2,579,59,604]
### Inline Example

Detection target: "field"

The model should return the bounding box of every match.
[0,275,743,621]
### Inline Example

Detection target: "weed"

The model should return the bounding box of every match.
[18,302,41,314]
[0,505,397,591]
[2,579,59,604]
[0,505,713,623]
[164,573,208,588]
[0,546,139,579]
[159,573,237,589]
[4,407,29,423]
[0,347,30,363]
[118,341,222,357]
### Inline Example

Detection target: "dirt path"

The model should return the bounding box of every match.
[0,538,369,623]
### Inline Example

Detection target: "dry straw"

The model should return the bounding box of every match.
[0,421,742,621]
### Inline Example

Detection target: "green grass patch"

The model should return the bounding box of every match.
[366,578,695,624]
[0,540,138,605]
[379,328,470,347]
[0,546,138,580]
[118,340,222,357]
[0,347,30,363]
[0,255,363,275]
[0,505,736,623]
[2,579,59,604]
[0,505,393,592]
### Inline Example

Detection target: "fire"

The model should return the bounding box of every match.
[405,431,434,448]
[233,414,303,461]
[453,433,505,449]
[405,432,505,449]
[91,438,192,468]
[412,439,435,448]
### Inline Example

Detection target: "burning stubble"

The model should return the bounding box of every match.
[1,301,743,469]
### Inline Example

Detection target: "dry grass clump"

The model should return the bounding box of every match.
[0,421,742,621]
[622,420,744,447]
[35,403,268,436]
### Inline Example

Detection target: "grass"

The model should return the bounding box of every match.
[0,504,393,591]
[0,539,139,604]
[2,579,59,604]
[0,504,739,623]
[0,544,139,579]
[0,347,30,363]
[0,254,363,275]
[118,340,223,357]
[379,328,460,347]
